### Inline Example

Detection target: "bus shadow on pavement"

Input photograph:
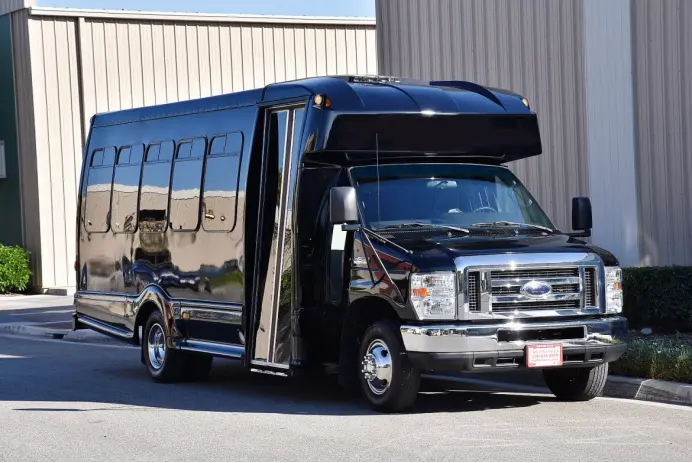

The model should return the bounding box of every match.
[0,345,551,416]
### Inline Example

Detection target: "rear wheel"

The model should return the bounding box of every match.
[543,363,608,401]
[143,311,186,382]
[142,311,213,382]
[358,320,420,412]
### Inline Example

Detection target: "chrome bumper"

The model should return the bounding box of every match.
[400,316,628,353]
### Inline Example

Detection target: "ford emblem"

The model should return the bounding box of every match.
[520,280,552,298]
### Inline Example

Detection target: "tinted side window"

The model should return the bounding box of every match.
[84,147,116,233]
[139,141,174,233]
[170,137,206,231]
[202,132,244,232]
[111,144,144,233]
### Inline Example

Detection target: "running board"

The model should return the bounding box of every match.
[177,339,244,359]
[76,314,133,340]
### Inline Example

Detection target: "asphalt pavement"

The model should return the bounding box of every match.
[1,333,691,461]
[0,295,74,330]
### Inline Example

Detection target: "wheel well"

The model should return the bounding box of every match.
[347,297,400,344]
[134,302,160,345]
[337,297,401,390]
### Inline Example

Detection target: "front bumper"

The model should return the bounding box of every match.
[401,316,628,372]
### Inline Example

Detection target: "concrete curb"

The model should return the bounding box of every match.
[0,323,114,344]
[426,373,692,407]
[604,375,692,406]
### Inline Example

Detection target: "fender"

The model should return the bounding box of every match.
[74,284,182,347]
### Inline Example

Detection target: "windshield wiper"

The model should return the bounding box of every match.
[378,222,470,233]
[470,221,554,233]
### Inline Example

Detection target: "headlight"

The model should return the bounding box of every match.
[410,272,456,320]
[605,266,623,313]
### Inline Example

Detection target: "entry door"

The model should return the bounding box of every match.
[251,105,305,369]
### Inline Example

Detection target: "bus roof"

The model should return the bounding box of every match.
[90,75,534,128]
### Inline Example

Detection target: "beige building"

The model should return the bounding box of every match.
[377,0,692,268]
[0,2,376,293]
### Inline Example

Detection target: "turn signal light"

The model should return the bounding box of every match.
[411,287,429,298]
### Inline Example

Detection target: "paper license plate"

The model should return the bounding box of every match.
[526,344,563,368]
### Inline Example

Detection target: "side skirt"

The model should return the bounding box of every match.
[177,339,244,359]
[75,314,135,343]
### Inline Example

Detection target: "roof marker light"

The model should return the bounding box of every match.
[521,97,530,108]
[313,94,331,109]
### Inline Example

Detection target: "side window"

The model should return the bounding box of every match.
[111,144,144,233]
[169,137,206,231]
[84,146,116,233]
[202,132,244,232]
[138,140,174,233]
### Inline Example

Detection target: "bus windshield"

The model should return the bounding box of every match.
[349,163,555,231]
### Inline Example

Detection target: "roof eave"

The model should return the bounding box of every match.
[27,6,376,26]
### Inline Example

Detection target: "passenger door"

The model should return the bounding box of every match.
[250,104,306,370]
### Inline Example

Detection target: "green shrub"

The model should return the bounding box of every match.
[622,267,692,333]
[610,336,692,383]
[0,244,31,293]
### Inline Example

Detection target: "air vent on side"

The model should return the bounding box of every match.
[584,267,597,307]
[467,271,480,311]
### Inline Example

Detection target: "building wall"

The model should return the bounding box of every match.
[376,0,589,234]
[582,0,639,267]
[632,0,692,266]
[0,0,32,17]
[0,14,22,247]
[11,8,377,291]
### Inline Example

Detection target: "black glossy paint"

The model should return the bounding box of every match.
[74,75,618,375]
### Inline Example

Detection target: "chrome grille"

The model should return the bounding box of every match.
[467,272,480,311]
[490,268,579,279]
[489,267,584,313]
[493,283,580,295]
[456,253,603,320]
[492,300,580,311]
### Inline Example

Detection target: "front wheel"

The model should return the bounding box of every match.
[543,363,609,401]
[358,320,420,412]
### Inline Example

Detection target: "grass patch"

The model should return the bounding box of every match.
[610,335,692,383]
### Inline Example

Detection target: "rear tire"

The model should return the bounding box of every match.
[358,320,420,412]
[142,311,187,382]
[543,363,608,401]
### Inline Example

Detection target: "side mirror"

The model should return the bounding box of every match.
[570,197,592,237]
[329,186,359,225]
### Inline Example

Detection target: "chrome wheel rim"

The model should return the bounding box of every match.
[147,323,166,370]
[361,339,393,395]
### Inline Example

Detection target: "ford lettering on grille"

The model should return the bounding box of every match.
[520,280,553,298]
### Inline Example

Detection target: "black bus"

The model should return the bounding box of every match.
[74,75,627,412]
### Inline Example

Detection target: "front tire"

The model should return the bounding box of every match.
[543,363,608,401]
[358,320,420,412]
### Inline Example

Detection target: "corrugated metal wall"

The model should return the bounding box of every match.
[13,10,377,290]
[0,0,32,17]
[78,18,377,122]
[632,0,692,266]
[376,0,589,232]
[582,0,639,267]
